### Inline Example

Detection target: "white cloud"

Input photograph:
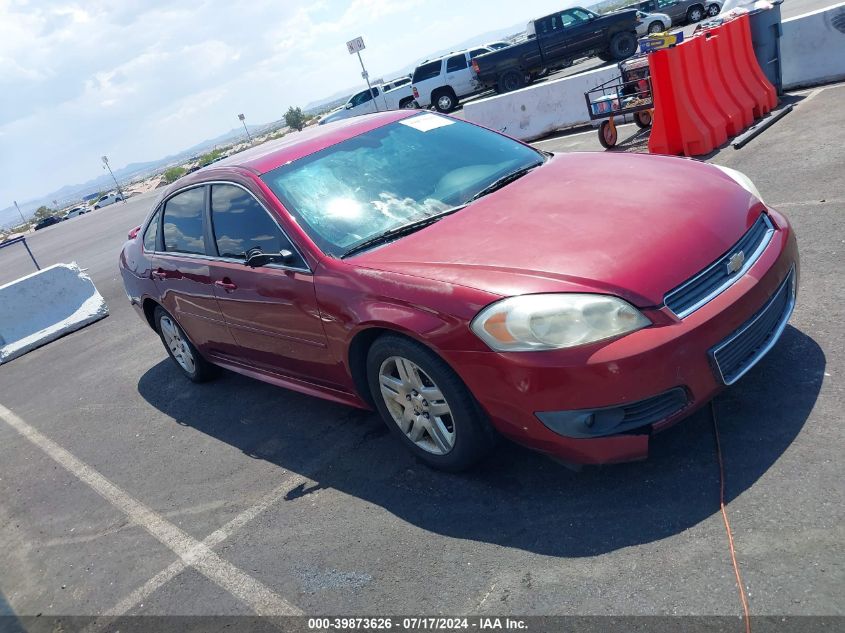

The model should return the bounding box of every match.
[1,0,568,204]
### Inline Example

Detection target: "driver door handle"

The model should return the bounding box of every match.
[214,279,237,292]
[151,269,168,280]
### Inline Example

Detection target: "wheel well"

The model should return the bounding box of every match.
[431,86,456,101]
[142,298,160,331]
[347,327,390,406]
[398,96,414,107]
[688,3,705,13]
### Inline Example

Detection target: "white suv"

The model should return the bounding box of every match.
[411,46,493,113]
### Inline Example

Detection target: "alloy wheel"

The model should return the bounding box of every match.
[378,356,456,455]
[160,315,196,374]
[437,95,454,111]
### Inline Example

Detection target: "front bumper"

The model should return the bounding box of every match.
[443,209,799,464]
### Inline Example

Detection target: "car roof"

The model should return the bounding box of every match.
[167,110,416,193]
[417,47,478,66]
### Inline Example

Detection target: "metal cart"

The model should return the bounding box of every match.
[584,56,654,149]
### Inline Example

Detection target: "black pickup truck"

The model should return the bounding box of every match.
[472,7,639,93]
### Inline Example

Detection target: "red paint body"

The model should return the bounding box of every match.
[120,111,798,464]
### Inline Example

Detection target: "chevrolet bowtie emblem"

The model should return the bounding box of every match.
[727,251,745,274]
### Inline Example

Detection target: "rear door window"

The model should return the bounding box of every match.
[412,61,442,82]
[162,187,206,255]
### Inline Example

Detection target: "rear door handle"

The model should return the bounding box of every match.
[214,280,237,292]
[151,269,168,280]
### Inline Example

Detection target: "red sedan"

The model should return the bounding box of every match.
[120,111,798,471]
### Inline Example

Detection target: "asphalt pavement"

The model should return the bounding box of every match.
[0,83,842,625]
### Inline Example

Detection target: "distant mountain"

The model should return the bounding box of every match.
[0,124,270,229]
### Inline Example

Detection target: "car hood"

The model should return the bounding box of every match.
[351,152,762,307]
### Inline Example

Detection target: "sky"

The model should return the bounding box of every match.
[0,0,573,204]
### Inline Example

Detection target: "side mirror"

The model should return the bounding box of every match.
[345,102,353,109]
[245,248,295,268]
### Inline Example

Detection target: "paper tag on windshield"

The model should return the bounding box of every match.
[399,113,455,132]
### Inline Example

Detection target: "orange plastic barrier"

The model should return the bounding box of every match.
[700,32,746,136]
[682,36,729,148]
[648,15,778,156]
[725,15,777,116]
[648,45,715,156]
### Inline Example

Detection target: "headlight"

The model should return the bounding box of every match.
[470,293,651,352]
[712,164,764,202]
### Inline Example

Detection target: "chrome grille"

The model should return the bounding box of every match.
[710,267,795,385]
[665,214,775,318]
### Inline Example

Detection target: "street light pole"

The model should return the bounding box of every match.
[13,200,26,225]
[238,113,252,143]
[101,156,126,202]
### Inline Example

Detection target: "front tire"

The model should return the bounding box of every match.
[154,306,217,383]
[609,31,637,60]
[366,334,495,471]
[648,21,664,34]
[707,3,720,16]
[599,120,618,148]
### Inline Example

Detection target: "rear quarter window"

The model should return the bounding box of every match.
[143,209,160,251]
[412,61,441,82]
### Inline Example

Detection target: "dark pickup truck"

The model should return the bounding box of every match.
[472,7,639,93]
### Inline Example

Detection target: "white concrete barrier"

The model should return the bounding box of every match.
[781,2,845,89]
[463,65,620,141]
[0,263,109,364]
[465,3,845,139]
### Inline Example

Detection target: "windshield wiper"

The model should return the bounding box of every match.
[341,206,467,258]
[468,162,543,202]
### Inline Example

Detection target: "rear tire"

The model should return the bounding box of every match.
[687,5,705,22]
[634,110,653,129]
[366,334,496,472]
[432,89,457,113]
[399,97,418,109]
[498,69,526,93]
[609,31,637,60]
[707,3,720,16]
[154,306,218,383]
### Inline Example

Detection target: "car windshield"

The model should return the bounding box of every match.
[261,114,544,257]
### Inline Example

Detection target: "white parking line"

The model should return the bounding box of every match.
[0,402,302,617]
[91,475,310,626]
